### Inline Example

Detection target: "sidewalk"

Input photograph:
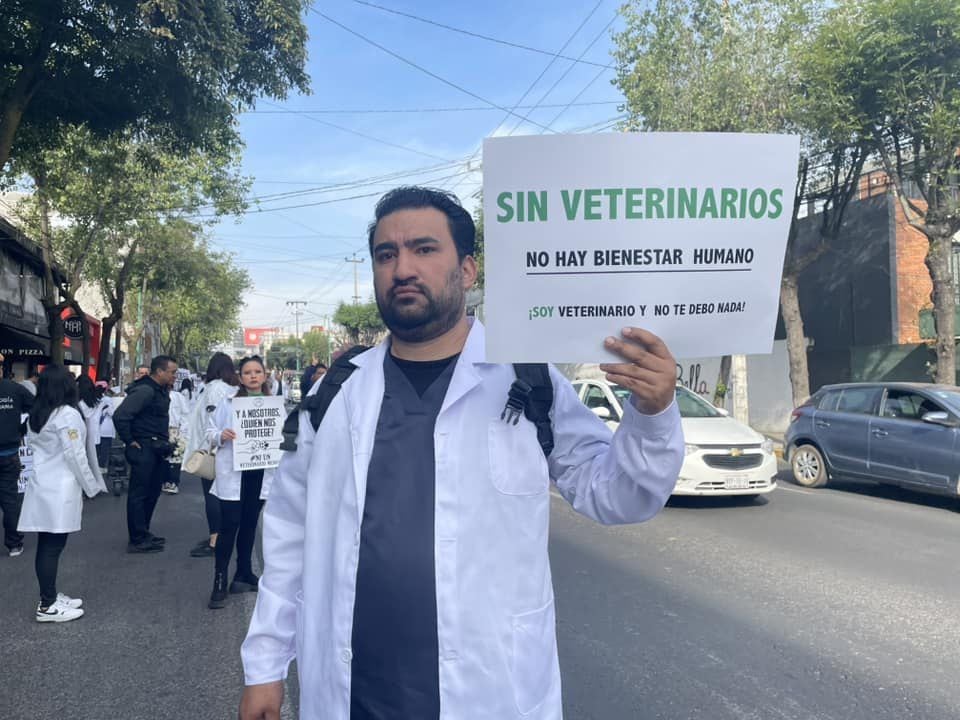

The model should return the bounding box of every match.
[0,477,296,720]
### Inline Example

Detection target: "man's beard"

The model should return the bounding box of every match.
[376,266,465,343]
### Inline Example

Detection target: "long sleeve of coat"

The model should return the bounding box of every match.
[240,395,314,684]
[547,366,684,525]
[57,415,103,499]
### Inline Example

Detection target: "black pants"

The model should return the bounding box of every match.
[125,444,167,544]
[169,463,182,487]
[96,437,113,468]
[0,454,24,550]
[36,532,68,607]
[201,477,220,536]
[215,470,264,578]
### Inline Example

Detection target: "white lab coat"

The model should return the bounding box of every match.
[18,406,106,533]
[204,396,276,501]
[78,401,106,490]
[241,320,684,719]
[98,397,117,439]
[183,379,237,461]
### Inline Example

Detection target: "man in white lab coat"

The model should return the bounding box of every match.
[239,186,684,720]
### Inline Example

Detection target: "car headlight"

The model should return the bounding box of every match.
[761,438,774,455]
[684,444,699,456]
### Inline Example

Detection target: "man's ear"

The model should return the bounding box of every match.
[461,255,478,289]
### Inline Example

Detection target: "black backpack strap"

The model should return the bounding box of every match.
[279,345,370,452]
[513,363,554,458]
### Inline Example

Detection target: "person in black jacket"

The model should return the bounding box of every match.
[114,355,178,553]
[0,353,34,557]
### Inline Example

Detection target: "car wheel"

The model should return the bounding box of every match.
[791,444,827,488]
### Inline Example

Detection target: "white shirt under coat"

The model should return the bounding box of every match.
[240,320,684,719]
[204,396,275,502]
[78,401,106,488]
[18,406,106,534]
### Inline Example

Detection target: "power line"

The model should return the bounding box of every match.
[312,8,554,132]
[244,100,622,117]
[258,99,452,162]
[345,0,614,69]
[517,11,621,136]
[445,0,606,196]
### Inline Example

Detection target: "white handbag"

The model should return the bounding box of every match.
[184,448,216,480]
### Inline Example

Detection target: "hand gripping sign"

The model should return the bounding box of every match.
[482,132,800,363]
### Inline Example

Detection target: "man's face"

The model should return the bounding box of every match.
[136,366,149,380]
[154,362,178,388]
[372,207,477,343]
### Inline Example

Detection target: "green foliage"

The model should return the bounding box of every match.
[613,0,820,133]
[265,337,303,371]
[333,301,386,346]
[301,330,332,365]
[473,204,485,288]
[0,0,310,168]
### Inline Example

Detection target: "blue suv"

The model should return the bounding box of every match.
[785,382,960,496]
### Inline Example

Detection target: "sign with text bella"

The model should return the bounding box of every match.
[481,133,800,363]
[231,395,286,472]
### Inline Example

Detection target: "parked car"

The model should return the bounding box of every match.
[785,382,960,496]
[572,378,777,497]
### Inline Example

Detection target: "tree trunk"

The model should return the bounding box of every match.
[35,174,66,364]
[925,231,956,384]
[98,317,115,381]
[0,21,58,169]
[713,355,731,406]
[731,354,750,424]
[780,272,811,405]
[113,316,124,385]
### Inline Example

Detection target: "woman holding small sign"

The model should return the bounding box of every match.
[204,356,276,610]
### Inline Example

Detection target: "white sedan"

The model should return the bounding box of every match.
[572,378,778,497]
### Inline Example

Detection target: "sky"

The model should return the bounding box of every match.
[213,0,628,336]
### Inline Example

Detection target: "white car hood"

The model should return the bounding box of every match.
[681,416,765,446]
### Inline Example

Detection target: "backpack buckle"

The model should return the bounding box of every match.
[501,379,533,425]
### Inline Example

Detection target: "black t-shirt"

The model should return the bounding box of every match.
[0,379,33,453]
[389,353,460,397]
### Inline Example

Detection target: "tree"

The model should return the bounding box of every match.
[333,301,386,346]
[0,0,309,170]
[612,0,864,404]
[7,127,249,377]
[265,337,304,371]
[302,330,333,365]
[801,0,960,384]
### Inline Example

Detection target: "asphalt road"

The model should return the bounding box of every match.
[553,473,960,720]
[2,471,958,719]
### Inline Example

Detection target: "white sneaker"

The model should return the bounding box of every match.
[36,599,84,623]
[56,593,83,609]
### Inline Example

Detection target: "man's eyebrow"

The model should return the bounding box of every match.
[373,236,441,252]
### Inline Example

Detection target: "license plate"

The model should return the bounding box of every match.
[725,475,750,490]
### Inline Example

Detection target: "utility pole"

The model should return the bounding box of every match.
[345,253,365,305]
[286,300,307,371]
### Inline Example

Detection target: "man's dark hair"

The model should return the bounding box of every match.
[137,364,149,373]
[367,186,475,260]
[150,355,175,374]
[316,363,328,371]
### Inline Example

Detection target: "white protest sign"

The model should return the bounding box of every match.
[231,395,286,471]
[482,133,800,362]
[18,441,33,493]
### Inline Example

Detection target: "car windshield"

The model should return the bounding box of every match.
[930,389,960,412]
[675,386,723,418]
[610,384,633,407]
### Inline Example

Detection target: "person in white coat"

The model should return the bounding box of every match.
[204,355,276,609]
[77,375,107,492]
[238,187,684,720]
[18,365,106,622]
[183,353,238,558]
[163,376,195,495]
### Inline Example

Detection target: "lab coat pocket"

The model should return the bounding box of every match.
[488,422,548,496]
[510,600,557,716]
